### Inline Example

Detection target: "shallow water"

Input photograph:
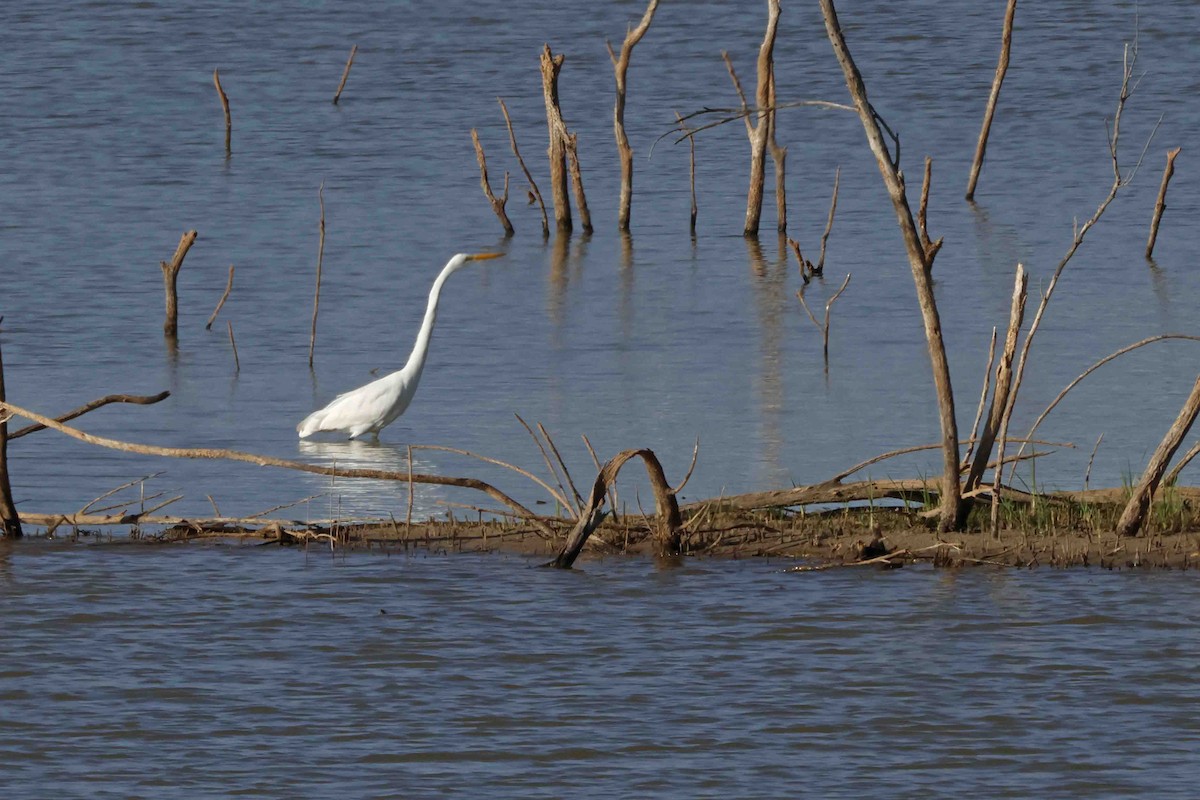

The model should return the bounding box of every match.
[1,0,1199,521]
[1,541,1199,799]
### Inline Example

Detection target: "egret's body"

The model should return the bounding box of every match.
[297,252,501,439]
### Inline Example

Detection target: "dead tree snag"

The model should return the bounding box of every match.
[540,45,573,232]
[965,0,1017,201]
[161,230,198,338]
[1146,147,1181,259]
[608,0,660,232]
[471,129,514,236]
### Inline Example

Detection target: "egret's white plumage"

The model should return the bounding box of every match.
[297,252,502,439]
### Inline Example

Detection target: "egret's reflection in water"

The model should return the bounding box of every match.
[297,440,444,521]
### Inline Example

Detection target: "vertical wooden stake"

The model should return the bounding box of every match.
[213,69,232,155]
[471,129,514,236]
[309,183,325,369]
[1146,147,1181,259]
[332,44,358,105]
[965,0,1017,201]
[0,337,22,538]
[227,321,240,372]
[206,264,235,330]
[1117,374,1200,537]
[498,98,549,238]
[607,0,660,232]
[161,230,198,338]
[674,111,698,234]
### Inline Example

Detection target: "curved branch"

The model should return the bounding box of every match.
[9,391,171,440]
[0,400,556,539]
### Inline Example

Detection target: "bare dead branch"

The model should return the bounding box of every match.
[1117,374,1200,537]
[816,166,840,274]
[670,438,701,495]
[332,44,357,105]
[540,45,572,232]
[10,391,170,440]
[1165,438,1200,487]
[0,339,21,537]
[498,97,549,238]
[227,321,240,372]
[413,443,571,511]
[1146,146,1181,258]
[797,273,851,367]
[205,264,234,330]
[213,69,231,155]
[674,111,699,233]
[564,132,592,235]
[471,128,514,236]
[965,0,1017,200]
[609,0,660,232]
[744,0,781,237]
[0,399,558,540]
[309,182,325,368]
[161,230,198,338]
[538,422,582,513]
[963,327,999,468]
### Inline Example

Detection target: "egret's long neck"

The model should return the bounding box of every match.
[403,262,457,377]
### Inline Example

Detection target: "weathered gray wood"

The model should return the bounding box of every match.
[1146,147,1181,258]
[161,230,198,338]
[965,0,1017,200]
[608,0,659,232]
[540,46,572,232]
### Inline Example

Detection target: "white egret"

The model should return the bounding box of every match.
[297,252,503,439]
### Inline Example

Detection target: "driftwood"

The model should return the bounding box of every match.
[0,399,558,540]
[205,264,235,330]
[550,448,681,568]
[9,391,170,440]
[309,183,325,368]
[498,98,549,237]
[539,45,573,232]
[332,44,357,105]
[0,339,21,537]
[965,0,1018,201]
[819,0,959,531]
[470,129,514,236]
[213,69,231,155]
[160,230,198,338]
[1117,374,1200,537]
[742,0,781,237]
[607,0,659,232]
[1145,147,1181,259]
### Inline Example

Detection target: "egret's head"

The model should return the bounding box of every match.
[445,251,503,275]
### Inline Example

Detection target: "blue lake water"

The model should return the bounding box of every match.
[2,2,1200,796]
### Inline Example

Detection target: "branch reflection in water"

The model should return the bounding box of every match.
[297,440,443,521]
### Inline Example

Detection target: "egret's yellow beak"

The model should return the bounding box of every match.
[467,252,504,261]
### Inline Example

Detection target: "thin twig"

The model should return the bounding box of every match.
[498,97,549,238]
[332,44,357,105]
[10,392,171,440]
[963,327,999,468]
[309,182,325,368]
[816,166,840,274]
[227,321,240,372]
[205,264,235,330]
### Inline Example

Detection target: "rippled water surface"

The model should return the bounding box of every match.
[1,542,1199,798]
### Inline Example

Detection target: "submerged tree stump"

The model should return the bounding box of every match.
[161,230,198,338]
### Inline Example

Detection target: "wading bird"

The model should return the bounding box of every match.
[297,252,502,439]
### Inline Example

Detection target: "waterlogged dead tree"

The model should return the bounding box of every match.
[743,0,781,237]
[607,0,659,232]
[766,61,787,233]
[332,44,357,105]
[161,230,198,338]
[213,69,231,155]
[1116,374,1200,537]
[1146,146,1181,259]
[818,0,959,531]
[470,129,514,236]
[540,45,573,232]
[0,340,21,537]
[965,0,1018,201]
[498,98,549,237]
[550,448,683,568]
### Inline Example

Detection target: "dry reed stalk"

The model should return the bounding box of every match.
[1116,374,1200,537]
[470,129,514,236]
[227,321,240,372]
[213,69,231,155]
[965,0,1017,201]
[0,399,557,540]
[539,45,572,232]
[498,97,549,237]
[161,230,198,338]
[819,0,959,531]
[1145,147,1181,259]
[332,44,357,105]
[9,391,170,440]
[608,0,659,232]
[743,0,781,237]
[0,338,21,537]
[309,182,325,368]
[206,264,234,330]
